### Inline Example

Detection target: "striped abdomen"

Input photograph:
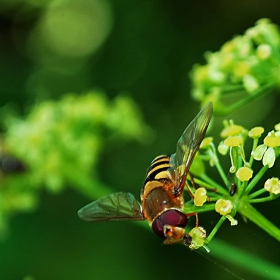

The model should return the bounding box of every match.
[140,155,184,225]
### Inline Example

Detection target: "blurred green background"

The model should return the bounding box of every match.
[1,0,280,279]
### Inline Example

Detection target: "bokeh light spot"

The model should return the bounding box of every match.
[28,0,113,60]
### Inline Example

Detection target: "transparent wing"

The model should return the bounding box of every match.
[78,192,144,222]
[168,102,213,188]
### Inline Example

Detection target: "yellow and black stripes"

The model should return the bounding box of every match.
[141,155,172,206]
[143,155,170,184]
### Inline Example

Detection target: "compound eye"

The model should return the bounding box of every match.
[152,209,188,238]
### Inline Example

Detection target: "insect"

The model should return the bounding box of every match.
[78,102,213,246]
[229,183,237,196]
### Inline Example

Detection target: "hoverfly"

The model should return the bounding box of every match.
[78,102,213,246]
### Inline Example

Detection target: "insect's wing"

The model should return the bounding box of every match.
[78,192,145,222]
[168,102,213,186]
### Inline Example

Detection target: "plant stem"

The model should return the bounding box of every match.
[215,82,275,115]
[206,215,227,243]
[210,144,229,187]
[184,202,216,214]
[238,201,280,242]
[198,174,228,196]
[247,197,273,203]
[249,137,259,167]
[244,165,269,195]
[248,188,267,199]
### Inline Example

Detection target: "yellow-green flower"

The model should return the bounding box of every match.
[218,141,229,155]
[256,44,272,60]
[189,227,206,250]
[200,137,213,148]
[264,131,280,148]
[243,74,259,93]
[194,188,207,206]
[251,144,267,160]
[215,199,233,215]
[264,178,280,195]
[221,123,244,138]
[248,126,264,138]
[224,136,243,147]
[252,131,280,168]
[262,147,276,168]
[236,167,253,182]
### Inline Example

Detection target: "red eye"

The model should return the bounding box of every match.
[152,210,188,238]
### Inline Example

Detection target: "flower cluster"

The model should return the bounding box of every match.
[185,119,280,249]
[4,92,151,193]
[0,91,151,237]
[190,19,280,114]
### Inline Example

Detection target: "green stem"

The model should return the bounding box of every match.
[247,196,274,203]
[249,137,259,167]
[220,84,245,93]
[198,174,228,196]
[231,147,239,170]
[239,181,248,195]
[210,144,229,187]
[248,193,280,203]
[206,215,227,243]
[244,165,269,195]
[206,196,221,202]
[184,202,216,214]
[215,82,275,115]
[238,201,280,242]
[248,188,267,199]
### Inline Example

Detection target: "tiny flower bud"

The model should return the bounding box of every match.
[208,69,225,83]
[256,44,272,59]
[215,199,233,215]
[264,132,280,148]
[251,144,267,160]
[221,124,244,137]
[234,61,250,78]
[218,141,229,155]
[236,167,253,182]
[243,74,259,93]
[224,136,243,147]
[248,127,264,138]
[189,226,206,250]
[200,137,213,148]
[264,177,280,194]
[194,188,207,206]
[275,123,280,131]
[262,147,276,168]
[229,166,236,173]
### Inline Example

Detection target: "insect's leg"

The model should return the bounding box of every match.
[186,211,199,226]
[195,212,199,227]
[189,173,198,189]
[185,179,195,199]
[185,213,206,247]
[178,171,197,197]
[188,173,217,201]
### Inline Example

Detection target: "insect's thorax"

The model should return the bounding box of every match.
[141,155,184,224]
